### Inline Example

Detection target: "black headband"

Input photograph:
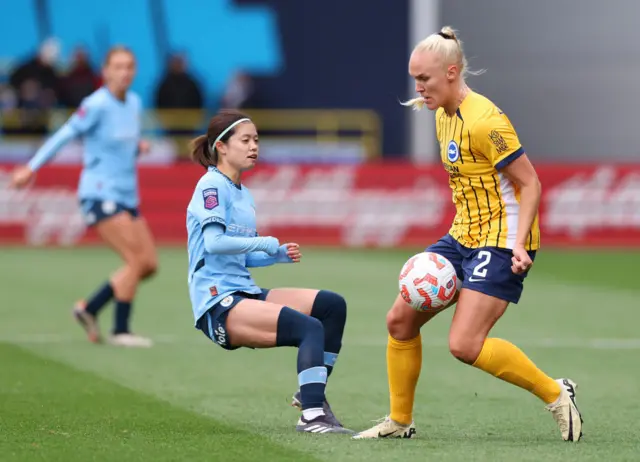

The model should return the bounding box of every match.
[438,32,453,40]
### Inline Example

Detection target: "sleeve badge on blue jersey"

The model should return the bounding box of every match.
[203,188,219,210]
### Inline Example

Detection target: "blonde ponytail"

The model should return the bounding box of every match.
[402,26,485,110]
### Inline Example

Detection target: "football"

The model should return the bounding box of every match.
[398,252,460,312]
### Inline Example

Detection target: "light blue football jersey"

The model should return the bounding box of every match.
[28,87,142,208]
[186,166,262,324]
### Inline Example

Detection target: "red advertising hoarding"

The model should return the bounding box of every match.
[0,163,638,247]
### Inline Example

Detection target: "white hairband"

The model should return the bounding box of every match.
[209,118,251,154]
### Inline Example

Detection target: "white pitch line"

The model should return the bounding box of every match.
[351,337,640,350]
[3,334,640,349]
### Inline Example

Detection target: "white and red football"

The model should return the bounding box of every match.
[398,252,460,312]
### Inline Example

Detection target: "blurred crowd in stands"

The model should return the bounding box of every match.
[0,39,256,135]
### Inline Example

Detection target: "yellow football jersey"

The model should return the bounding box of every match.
[435,91,540,251]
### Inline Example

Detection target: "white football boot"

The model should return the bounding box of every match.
[72,303,101,344]
[546,378,583,442]
[352,416,416,439]
[108,333,153,348]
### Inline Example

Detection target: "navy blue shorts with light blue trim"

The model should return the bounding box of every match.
[80,199,140,227]
[196,288,271,350]
[425,234,536,304]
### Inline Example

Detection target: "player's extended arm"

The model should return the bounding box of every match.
[27,99,102,172]
[246,248,293,267]
[27,123,78,172]
[500,154,541,247]
[203,224,280,256]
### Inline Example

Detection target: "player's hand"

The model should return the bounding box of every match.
[284,243,301,263]
[138,140,150,155]
[9,165,35,189]
[511,245,532,274]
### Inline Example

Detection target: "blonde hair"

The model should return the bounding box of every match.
[403,26,484,110]
[103,46,135,67]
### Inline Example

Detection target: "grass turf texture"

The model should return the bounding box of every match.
[1,247,638,461]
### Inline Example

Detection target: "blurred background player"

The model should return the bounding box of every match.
[354,27,583,442]
[186,109,351,434]
[9,47,156,348]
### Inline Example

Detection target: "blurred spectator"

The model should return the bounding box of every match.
[219,71,256,109]
[155,53,203,109]
[0,79,17,111]
[9,38,60,109]
[154,53,204,160]
[0,75,18,136]
[8,38,61,134]
[59,47,100,108]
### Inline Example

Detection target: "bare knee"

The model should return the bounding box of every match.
[449,333,484,365]
[126,251,157,280]
[140,255,158,279]
[137,258,158,280]
[386,306,421,341]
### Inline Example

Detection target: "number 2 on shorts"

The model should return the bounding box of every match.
[472,251,492,279]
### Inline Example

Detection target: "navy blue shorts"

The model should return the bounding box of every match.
[425,234,536,304]
[80,199,140,227]
[196,288,271,350]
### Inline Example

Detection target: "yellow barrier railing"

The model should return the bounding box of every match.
[0,108,382,160]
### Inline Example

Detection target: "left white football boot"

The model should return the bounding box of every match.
[352,416,416,439]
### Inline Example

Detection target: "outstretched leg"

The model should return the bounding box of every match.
[450,288,582,441]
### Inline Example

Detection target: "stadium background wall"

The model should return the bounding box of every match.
[1,163,638,248]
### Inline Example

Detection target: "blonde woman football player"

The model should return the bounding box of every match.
[354,27,582,442]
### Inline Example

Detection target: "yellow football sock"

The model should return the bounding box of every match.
[472,337,561,404]
[387,334,422,425]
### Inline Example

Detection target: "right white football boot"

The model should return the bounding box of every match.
[546,378,583,442]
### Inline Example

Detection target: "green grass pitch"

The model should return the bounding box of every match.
[1,247,639,461]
